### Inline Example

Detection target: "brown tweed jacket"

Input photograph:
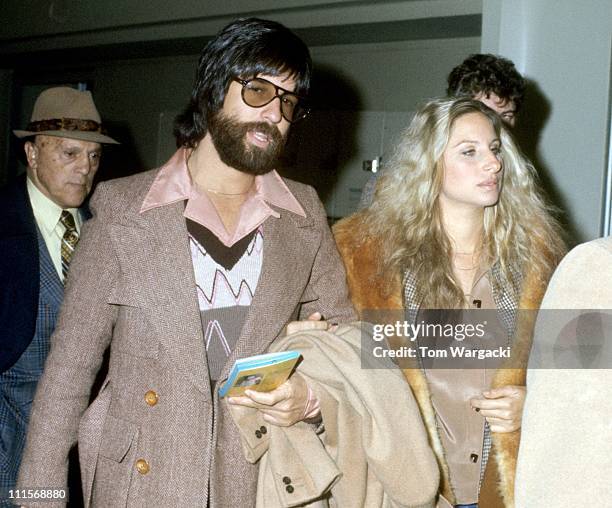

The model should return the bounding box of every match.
[17,169,356,507]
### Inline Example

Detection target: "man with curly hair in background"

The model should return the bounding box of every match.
[447,53,524,128]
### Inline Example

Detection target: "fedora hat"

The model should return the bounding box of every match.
[13,86,119,144]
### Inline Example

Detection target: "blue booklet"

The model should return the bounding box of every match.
[219,350,301,398]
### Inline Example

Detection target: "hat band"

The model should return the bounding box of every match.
[26,117,107,135]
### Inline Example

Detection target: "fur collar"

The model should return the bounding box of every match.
[333,213,560,507]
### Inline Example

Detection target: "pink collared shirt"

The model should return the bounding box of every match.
[140,149,306,247]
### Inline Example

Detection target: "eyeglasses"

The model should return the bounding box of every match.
[233,77,310,123]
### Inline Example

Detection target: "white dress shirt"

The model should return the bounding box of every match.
[27,177,82,281]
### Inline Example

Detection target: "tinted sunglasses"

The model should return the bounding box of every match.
[233,77,310,123]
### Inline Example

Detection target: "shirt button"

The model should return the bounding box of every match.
[255,430,262,439]
[470,453,479,463]
[282,476,291,485]
[144,390,159,406]
[260,426,267,435]
[135,459,150,475]
[286,485,294,494]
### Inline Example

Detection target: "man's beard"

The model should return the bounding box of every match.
[207,111,286,176]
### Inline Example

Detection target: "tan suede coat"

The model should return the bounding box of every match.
[333,213,561,507]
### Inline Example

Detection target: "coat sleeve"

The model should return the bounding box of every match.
[17,183,120,505]
[298,185,357,323]
[515,239,612,507]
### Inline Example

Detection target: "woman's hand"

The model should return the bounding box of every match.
[470,384,526,433]
[284,312,337,336]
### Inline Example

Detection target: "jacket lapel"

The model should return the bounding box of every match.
[403,270,421,324]
[219,209,316,380]
[115,198,319,391]
[490,262,519,334]
[114,200,210,396]
[37,226,63,311]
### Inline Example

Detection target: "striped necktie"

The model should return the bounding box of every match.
[60,210,79,281]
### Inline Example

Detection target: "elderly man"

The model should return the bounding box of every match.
[0,87,118,504]
[17,18,355,507]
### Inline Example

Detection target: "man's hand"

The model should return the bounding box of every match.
[284,312,337,336]
[470,385,526,433]
[227,372,316,427]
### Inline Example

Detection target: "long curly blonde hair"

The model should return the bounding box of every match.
[363,97,565,308]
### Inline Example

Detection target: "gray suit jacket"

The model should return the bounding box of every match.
[17,168,356,507]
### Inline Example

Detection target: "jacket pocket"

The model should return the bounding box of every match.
[78,378,111,507]
[108,282,140,308]
[108,305,159,359]
[299,286,319,305]
[92,415,139,508]
[98,415,137,462]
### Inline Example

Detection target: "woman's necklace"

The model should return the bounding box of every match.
[453,263,479,271]
[453,262,479,271]
[452,249,481,271]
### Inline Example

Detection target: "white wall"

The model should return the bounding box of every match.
[483,0,612,242]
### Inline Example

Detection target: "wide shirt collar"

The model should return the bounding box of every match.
[26,176,82,235]
[140,148,306,247]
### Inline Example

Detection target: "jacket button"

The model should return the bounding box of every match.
[135,459,150,475]
[286,485,294,494]
[260,426,267,435]
[144,390,159,406]
[470,453,479,463]
[255,430,262,439]
[282,476,291,485]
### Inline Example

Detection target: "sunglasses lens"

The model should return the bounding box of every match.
[242,79,275,107]
[241,78,307,123]
[279,96,299,122]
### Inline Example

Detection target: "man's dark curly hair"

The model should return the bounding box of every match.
[446,53,525,111]
[174,17,312,148]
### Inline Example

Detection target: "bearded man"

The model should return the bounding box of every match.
[17,18,355,507]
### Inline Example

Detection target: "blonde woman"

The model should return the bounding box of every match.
[334,98,565,507]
